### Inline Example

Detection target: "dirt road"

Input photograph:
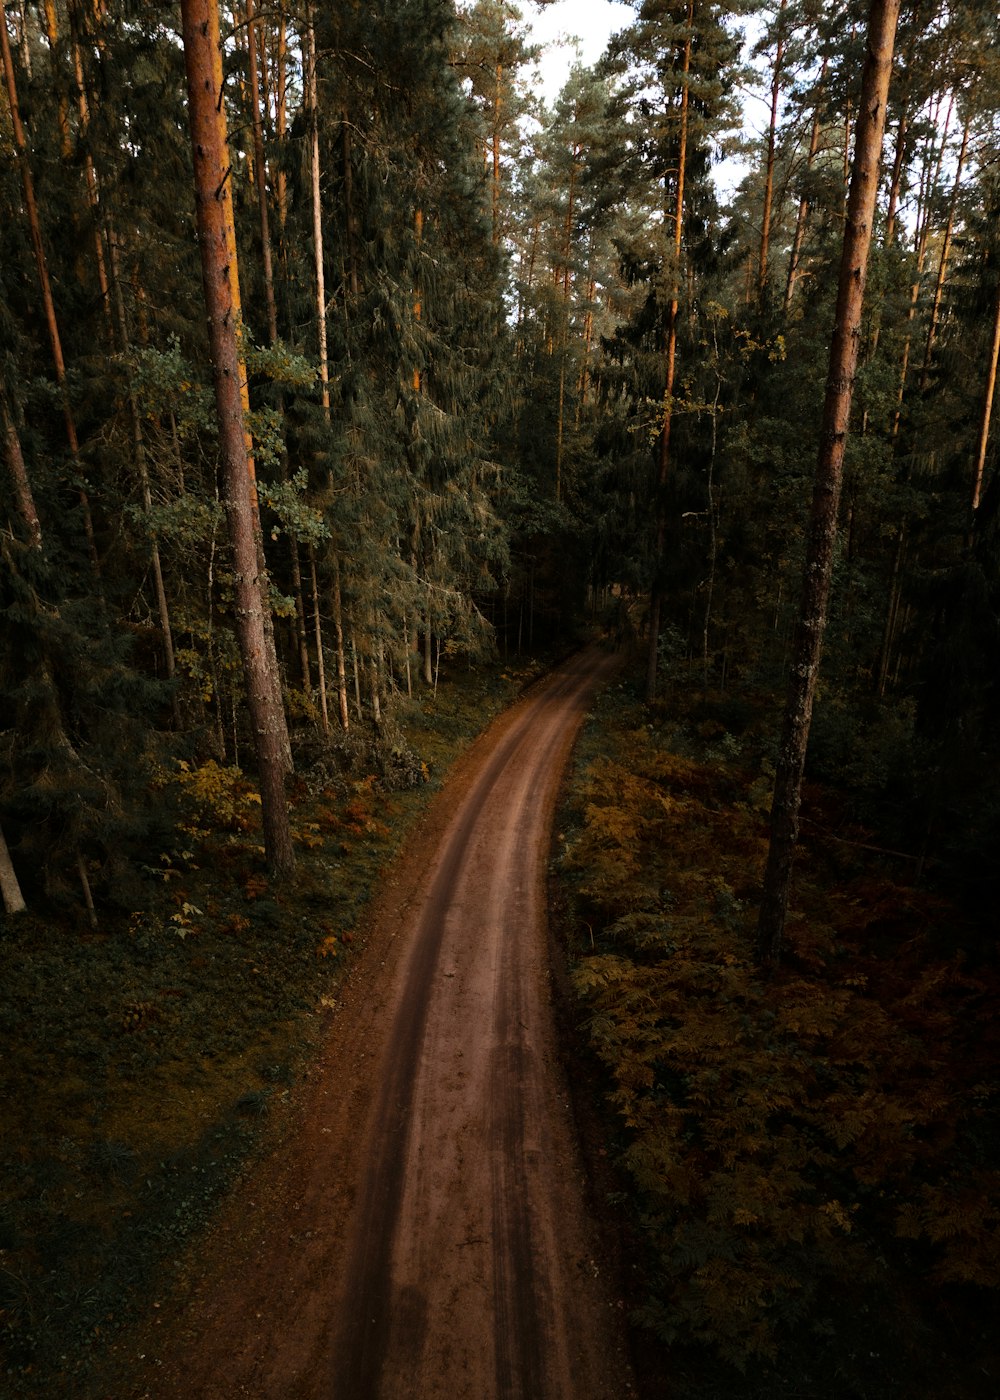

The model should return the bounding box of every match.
[130,646,634,1400]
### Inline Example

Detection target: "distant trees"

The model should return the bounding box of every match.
[2,0,1000,931]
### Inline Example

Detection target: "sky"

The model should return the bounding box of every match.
[521,0,762,196]
[522,0,632,104]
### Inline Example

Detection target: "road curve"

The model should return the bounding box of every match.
[124,645,633,1400]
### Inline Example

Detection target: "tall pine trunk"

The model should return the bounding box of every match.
[2,392,43,550]
[181,0,295,878]
[758,0,786,296]
[646,1,692,701]
[756,0,900,966]
[972,277,1000,516]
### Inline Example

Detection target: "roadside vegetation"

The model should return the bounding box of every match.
[0,656,542,1397]
[555,661,999,1400]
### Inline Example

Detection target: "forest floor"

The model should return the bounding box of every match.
[42,644,636,1399]
[5,644,997,1400]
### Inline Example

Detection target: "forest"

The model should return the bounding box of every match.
[1,0,998,1394]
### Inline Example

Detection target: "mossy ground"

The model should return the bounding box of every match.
[0,657,545,1396]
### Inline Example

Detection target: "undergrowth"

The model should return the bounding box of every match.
[555,670,1000,1400]
[0,656,544,1396]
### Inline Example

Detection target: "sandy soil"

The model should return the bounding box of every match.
[120,646,635,1400]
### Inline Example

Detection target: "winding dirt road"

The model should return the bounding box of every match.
[129,645,634,1400]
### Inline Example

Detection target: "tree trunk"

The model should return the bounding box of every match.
[41,0,71,157]
[343,116,360,301]
[0,820,27,917]
[645,1,692,702]
[274,3,288,234]
[304,13,330,414]
[758,0,786,296]
[1,392,43,549]
[413,206,423,393]
[491,61,502,245]
[331,549,350,731]
[308,545,330,736]
[918,106,972,393]
[181,0,295,878]
[76,849,99,930]
[756,0,900,966]
[245,0,278,344]
[972,277,1000,516]
[783,73,826,311]
[68,1,113,341]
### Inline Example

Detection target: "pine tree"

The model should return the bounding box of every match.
[756,0,901,966]
[180,0,295,878]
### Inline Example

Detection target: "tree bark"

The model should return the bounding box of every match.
[758,0,787,296]
[1,392,43,549]
[308,544,330,736]
[783,60,826,313]
[972,276,1000,516]
[331,549,350,731]
[67,0,113,341]
[756,0,900,966]
[646,1,692,702]
[181,0,295,878]
[304,12,330,414]
[0,820,27,917]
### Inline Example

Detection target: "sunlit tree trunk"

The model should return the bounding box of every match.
[181,0,295,877]
[972,278,1000,516]
[757,0,900,966]
[12,0,30,76]
[41,0,71,157]
[305,12,329,413]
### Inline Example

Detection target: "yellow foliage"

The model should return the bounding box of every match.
[171,760,262,837]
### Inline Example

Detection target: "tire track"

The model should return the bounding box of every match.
[331,646,625,1399]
